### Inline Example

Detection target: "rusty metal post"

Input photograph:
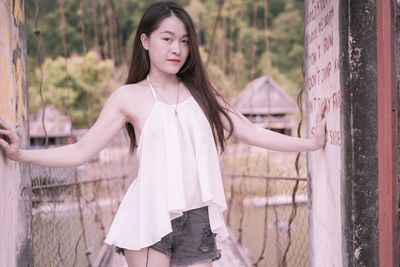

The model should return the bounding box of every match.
[396,1,400,262]
[0,0,32,266]
[377,0,399,266]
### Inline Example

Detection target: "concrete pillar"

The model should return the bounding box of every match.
[305,0,343,265]
[0,1,32,266]
[305,0,398,266]
[340,1,380,265]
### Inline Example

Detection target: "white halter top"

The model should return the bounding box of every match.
[104,80,228,250]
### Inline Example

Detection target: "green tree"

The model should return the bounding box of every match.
[26,0,306,120]
[269,1,304,89]
[29,51,114,128]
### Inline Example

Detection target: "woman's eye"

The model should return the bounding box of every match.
[182,39,189,45]
[162,38,171,42]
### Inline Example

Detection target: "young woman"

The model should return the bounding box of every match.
[0,2,326,267]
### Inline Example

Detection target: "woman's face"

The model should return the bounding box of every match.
[141,15,190,75]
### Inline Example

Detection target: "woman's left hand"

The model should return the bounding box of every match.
[312,101,327,149]
[0,119,22,161]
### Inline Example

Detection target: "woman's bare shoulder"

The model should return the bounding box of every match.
[109,81,150,106]
[110,80,153,121]
[113,81,147,99]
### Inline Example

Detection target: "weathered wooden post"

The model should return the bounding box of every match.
[305,0,399,266]
[0,1,32,266]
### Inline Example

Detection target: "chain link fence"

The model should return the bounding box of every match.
[31,133,135,267]
[222,142,309,267]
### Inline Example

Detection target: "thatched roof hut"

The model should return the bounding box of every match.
[233,76,298,135]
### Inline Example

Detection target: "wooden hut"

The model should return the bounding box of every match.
[233,76,298,135]
[29,106,73,147]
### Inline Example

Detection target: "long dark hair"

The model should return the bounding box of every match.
[125,1,234,156]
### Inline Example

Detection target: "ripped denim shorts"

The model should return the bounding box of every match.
[115,206,221,266]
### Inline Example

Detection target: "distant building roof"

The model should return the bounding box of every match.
[30,106,72,137]
[233,76,298,115]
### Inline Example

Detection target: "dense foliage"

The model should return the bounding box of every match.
[26,0,305,128]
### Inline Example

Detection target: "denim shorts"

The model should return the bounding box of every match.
[115,206,221,266]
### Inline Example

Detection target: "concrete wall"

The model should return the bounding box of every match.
[305,0,382,266]
[0,0,32,266]
[304,0,343,266]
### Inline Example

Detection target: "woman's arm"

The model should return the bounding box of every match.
[219,97,327,152]
[0,87,128,167]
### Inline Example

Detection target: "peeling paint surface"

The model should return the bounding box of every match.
[0,1,27,123]
[12,0,25,24]
[0,2,13,122]
[341,1,379,265]
[305,0,343,266]
[0,0,31,266]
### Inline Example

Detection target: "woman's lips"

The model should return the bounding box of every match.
[167,59,181,64]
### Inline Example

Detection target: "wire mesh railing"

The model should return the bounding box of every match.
[222,142,309,267]
[31,133,136,267]
[31,142,309,267]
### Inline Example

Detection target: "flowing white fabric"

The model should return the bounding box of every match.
[104,84,228,250]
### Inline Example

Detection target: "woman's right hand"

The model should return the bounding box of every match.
[0,119,21,161]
